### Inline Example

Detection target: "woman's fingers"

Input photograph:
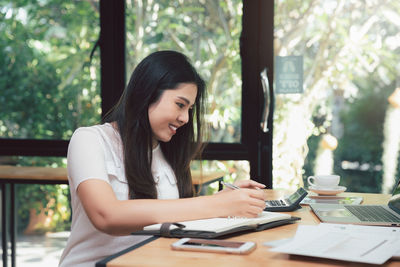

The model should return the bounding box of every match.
[247,206,264,217]
[247,179,266,189]
[246,188,267,201]
[214,187,268,218]
[233,179,266,189]
[232,189,266,215]
[238,204,265,218]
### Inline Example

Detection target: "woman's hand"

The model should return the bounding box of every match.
[217,179,266,193]
[212,188,267,218]
[233,179,266,190]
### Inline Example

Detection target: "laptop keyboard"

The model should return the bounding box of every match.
[345,205,400,222]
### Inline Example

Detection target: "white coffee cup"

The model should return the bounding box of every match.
[307,175,340,188]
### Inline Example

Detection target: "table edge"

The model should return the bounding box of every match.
[95,236,159,267]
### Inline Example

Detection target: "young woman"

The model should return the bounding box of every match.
[59,50,266,267]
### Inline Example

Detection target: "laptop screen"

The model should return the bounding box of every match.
[388,177,400,213]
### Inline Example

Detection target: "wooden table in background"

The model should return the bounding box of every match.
[191,170,226,194]
[97,190,400,267]
[0,165,68,184]
[0,165,226,267]
[0,165,225,188]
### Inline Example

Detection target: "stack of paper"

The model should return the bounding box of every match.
[266,223,400,265]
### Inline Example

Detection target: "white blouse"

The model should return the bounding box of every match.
[59,123,179,267]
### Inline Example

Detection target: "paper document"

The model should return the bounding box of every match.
[269,223,400,265]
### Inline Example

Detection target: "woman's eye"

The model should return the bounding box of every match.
[176,103,185,108]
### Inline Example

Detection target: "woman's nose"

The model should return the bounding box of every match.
[178,110,189,125]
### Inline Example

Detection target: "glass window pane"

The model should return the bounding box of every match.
[0,156,70,266]
[273,0,400,193]
[125,0,242,143]
[15,183,70,266]
[191,159,250,195]
[0,1,101,140]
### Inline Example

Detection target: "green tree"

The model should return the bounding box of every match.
[274,0,400,191]
[1,0,101,140]
[1,0,100,232]
[333,80,393,193]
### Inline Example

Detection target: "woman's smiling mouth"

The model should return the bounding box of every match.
[169,124,178,134]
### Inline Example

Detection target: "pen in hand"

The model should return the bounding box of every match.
[222,181,263,190]
[221,181,240,190]
[222,181,266,216]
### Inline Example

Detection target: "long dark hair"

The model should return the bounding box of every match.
[103,50,206,199]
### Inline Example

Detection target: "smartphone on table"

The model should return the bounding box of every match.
[171,238,256,254]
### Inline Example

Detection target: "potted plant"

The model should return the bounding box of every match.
[16,183,70,234]
[12,157,71,235]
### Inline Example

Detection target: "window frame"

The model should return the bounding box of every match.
[0,0,274,188]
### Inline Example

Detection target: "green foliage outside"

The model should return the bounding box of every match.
[16,182,70,233]
[304,80,400,193]
[274,0,400,191]
[1,0,101,139]
[333,80,400,193]
[1,0,100,233]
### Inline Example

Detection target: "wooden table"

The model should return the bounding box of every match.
[191,170,226,195]
[0,165,226,267]
[0,165,68,184]
[96,190,400,267]
[0,165,225,188]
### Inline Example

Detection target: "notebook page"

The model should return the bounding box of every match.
[178,217,247,233]
[144,211,290,233]
[251,211,291,224]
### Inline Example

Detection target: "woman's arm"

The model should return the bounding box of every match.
[77,179,266,235]
[69,128,266,235]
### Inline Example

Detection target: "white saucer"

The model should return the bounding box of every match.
[308,186,347,196]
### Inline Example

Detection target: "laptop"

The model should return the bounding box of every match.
[309,177,400,226]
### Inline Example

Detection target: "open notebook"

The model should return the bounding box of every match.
[132,211,300,239]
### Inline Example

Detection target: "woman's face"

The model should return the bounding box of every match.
[148,83,198,147]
